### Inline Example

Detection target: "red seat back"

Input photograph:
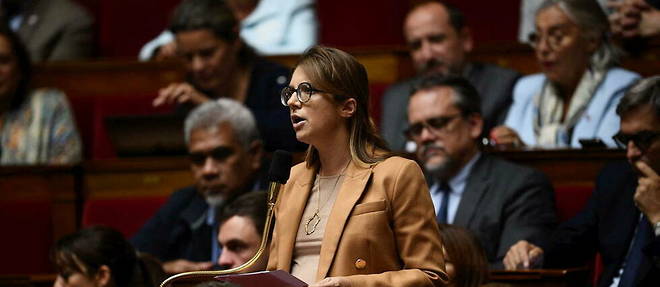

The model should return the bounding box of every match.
[82,197,168,238]
[0,200,54,274]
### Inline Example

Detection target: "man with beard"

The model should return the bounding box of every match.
[382,0,520,151]
[407,75,556,268]
[132,99,265,274]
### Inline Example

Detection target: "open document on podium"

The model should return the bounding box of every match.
[214,270,308,287]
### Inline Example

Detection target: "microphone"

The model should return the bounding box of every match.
[266,150,293,206]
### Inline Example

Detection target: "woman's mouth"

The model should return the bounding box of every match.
[291,114,307,130]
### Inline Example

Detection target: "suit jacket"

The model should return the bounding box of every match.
[541,162,660,287]
[13,0,93,61]
[381,62,520,151]
[451,155,557,269]
[267,156,448,287]
[130,186,214,262]
[504,68,639,148]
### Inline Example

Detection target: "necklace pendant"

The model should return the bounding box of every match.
[305,213,321,235]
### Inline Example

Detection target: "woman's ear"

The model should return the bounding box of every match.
[339,98,357,118]
[95,265,112,287]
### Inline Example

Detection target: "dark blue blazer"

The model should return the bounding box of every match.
[542,162,660,287]
[131,186,213,262]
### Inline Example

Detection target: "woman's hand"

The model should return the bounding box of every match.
[489,126,525,147]
[154,82,211,107]
[309,277,349,287]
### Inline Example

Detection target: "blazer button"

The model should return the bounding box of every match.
[355,258,367,270]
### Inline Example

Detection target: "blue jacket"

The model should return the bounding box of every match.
[504,68,639,148]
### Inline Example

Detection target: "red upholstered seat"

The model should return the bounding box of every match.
[0,200,53,274]
[82,197,168,238]
[554,185,593,222]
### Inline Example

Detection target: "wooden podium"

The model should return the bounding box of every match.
[487,268,590,287]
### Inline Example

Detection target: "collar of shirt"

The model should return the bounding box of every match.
[432,152,481,196]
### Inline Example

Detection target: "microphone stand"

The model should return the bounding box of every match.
[160,150,291,287]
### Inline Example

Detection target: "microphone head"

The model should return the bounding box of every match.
[268,150,293,184]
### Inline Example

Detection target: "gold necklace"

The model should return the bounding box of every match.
[305,160,350,235]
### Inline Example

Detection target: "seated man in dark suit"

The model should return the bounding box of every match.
[503,76,660,287]
[132,99,265,274]
[407,75,557,268]
[382,0,520,151]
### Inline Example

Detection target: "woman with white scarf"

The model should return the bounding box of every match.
[492,0,640,148]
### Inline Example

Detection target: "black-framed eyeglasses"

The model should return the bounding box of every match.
[405,113,463,140]
[188,146,234,166]
[280,82,328,106]
[612,131,660,151]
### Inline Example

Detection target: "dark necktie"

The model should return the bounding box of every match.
[618,216,652,287]
[435,182,451,224]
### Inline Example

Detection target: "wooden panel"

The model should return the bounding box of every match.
[491,148,626,187]
[82,157,194,199]
[32,60,185,96]
[488,268,590,287]
[0,166,78,274]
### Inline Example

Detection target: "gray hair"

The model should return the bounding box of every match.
[616,76,660,116]
[184,98,260,146]
[537,0,622,69]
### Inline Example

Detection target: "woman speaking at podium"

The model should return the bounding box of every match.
[269,45,448,287]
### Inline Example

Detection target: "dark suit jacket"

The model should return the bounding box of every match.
[453,155,557,269]
[541,162,660,287]
[381,62,520,151]
[13,0,94,61]
[130,186,214,262]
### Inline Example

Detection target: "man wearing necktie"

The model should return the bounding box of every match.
[406,75,557,268]
[503,76,660,286]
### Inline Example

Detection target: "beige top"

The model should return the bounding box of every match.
[290,173,345,284]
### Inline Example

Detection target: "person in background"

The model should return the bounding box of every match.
[519,0,608,43]
[152,0,304,153]
[52,226,165,287]
[0,0,94,62]
[381,0,520,152]
[608,0,660,39]
[0,23,81,165]
[216,191,269,272]
[139,0,317,60]
[503,76,660,287]
[270,45,448,287]
[131,99,265,274]
[437,224,488,287]
[407,75,557,268]
[492,0,639,148]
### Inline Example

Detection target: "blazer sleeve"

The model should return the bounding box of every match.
[341,160,448,287]
[495,169,557,268]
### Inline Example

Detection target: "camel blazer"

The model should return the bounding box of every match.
[267,156,448,287]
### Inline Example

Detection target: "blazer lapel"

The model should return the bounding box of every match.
[316,161,373,280]
[453,156,489,227]
[276,165,316,272]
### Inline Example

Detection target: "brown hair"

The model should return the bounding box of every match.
[438,224,489,287]
[293,46,390,167]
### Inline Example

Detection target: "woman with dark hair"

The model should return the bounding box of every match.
[267,45,447,287]
[52,226,165,287]
[437,224,489,287]
[0,23,81,164]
